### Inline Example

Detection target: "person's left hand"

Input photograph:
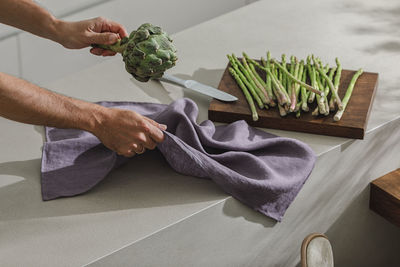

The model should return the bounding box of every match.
[55,17,128,56]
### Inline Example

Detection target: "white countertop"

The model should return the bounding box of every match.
[1,0,400,266]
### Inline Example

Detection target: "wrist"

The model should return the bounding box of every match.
[82,104,109,135]
[48,18,65,45]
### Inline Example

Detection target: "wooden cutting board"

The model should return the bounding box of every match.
[208,63,379,139]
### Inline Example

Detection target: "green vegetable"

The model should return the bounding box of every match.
[227,51,362,121]
[93,23,177,82]
[261,56,275,102]
[227,55,264,109]
[249,64,276,106]
[330,58,342,110]
[281,54,288,89]
[334,69,363,121]
[289,57,300,112]
[242,53,271,105]
[315,72,328,115]
[267,67,290,105]
[272,59,322,97]
[301,66,309,112]
[278,104,287,117]
[325,67,336,113]
[253,57,289,105]
[312,56,343,110]
[312,106,319,116]
[229,67,258,121]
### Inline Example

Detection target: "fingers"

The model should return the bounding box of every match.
[131,143,146,154]
[88,32,119,45]
[143,116,167,131]
[90,47,117,56]
[117,148,136,158]
[101,50,117,56]
[90,47,103,55]
[140,117,166,143]
[116,144,146,158]
[107,21,129,38]
[137,132,157,150]
[139,120,165,143]
[95,17,128,39]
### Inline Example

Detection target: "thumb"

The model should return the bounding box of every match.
[89,32,119,45]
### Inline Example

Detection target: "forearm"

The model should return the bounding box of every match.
[0,72,104,132]
[0,0,60,43]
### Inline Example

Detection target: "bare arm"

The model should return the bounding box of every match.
[0,1,159,156]
[0,73,166,157]
[0,0,128,56]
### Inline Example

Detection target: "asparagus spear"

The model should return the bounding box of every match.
[281,54,288,89]
[227,54,264,109]
[312,56,343,110]
[289,56,300,112]
[267,52,290,102]
[260,57,275,101]
[315,72,328,115]
[296,108,301,118]
[293,60,304,112]
[324,67,336,113]
[242,53,275,106]
[252,56,290,104]
[278,104,287,117]
[229,67,258,121]
[312,106,319,116]
[334,68,363,121]
[232,54,265,108]
[267,66,290,105]
[325,67,336,96]
[306,56,316,103]
[330,57,342,110]
[301,65,309,112]
[262,57,284,104]
[242,55,270,105]
[289,56,296,92]
[249,63,275,106]
[271,59,323,96]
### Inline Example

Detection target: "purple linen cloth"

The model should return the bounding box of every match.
[41,98,315,221]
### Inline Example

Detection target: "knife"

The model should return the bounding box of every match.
[159,73,238,102]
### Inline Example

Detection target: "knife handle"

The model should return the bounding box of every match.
[160,73,187,87]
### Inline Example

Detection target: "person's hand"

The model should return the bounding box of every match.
[55,17,128,56]
[92,107,167,157]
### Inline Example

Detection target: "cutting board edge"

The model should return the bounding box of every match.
[208,108,365,139]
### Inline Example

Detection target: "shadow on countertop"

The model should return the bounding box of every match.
[0,154,277,228]
[0,150,227,222]
[129,67,225,104]
[338,1,400,54]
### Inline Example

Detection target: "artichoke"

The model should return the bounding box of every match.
[94,23,177,82]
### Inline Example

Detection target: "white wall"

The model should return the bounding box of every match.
[0,0,257,85]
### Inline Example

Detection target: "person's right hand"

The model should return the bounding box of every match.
[92,107,166,157]
[54,17,128,56]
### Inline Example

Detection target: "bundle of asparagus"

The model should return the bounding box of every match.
[227,52,363,121]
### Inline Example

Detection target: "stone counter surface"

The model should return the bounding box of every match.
[1,0,400,266]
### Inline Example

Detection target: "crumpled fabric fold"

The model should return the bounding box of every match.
[41,98,315,221]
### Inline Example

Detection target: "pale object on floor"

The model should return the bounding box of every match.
[301,233,334,267]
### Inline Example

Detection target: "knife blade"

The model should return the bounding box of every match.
[159,73,238,102]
